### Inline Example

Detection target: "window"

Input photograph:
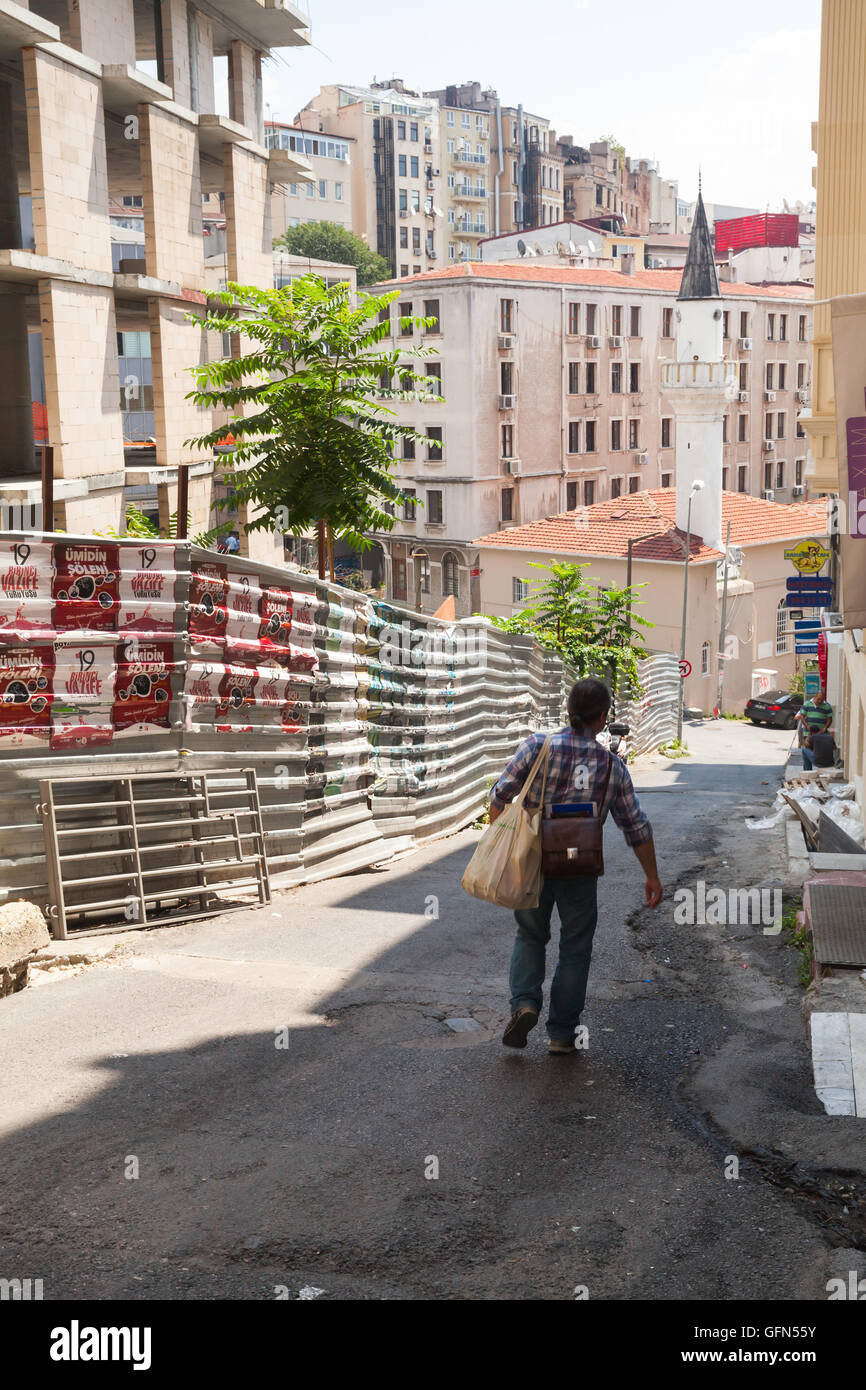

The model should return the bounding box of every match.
[798,314,807,342]
[122,195,143,208]
[568,302,580,335]
[410,156,419,179]
[740,311,749,338]
[568,421,581,453]
[400,227,408,249]
[398,154,407,177]
[400,266,409,277]
[500,299,514,333]
[628,475,639,494]
[394,559,407,601]
[739,362,748,391]
[737,465,747,493]
[417,553,431,594]
[796,458,804,485]
[764,460,773,489]
[776,459,785,489]
[611,419,622,450]
[722,467,728,490]
[400,303,413,336]
[661,417,672,448]
[776,599,789,655]
[629,362,640,393]
[443,552,459,596]
[305,182,315,198]
[585,304,598,335]
[447,138,455,154]
[402,431,415,460]
[402,489,417,520]
[501,423,513,458]
[777,412,786,439]
[585,420,597,452]
[767,313,775,341]
[424,299,440,333]
[777,362,786,390]
[584,480,595,506]
[766,362,774,390]
[722,415,729,443]
[596,184,603,206]
[796,416,806,439]
[723,311,730,340]
[611,362,623,394]
[585,361,597,394]
[764,411,773,440]
[462,112,470,128]
[610,476,623,499]
[410,122,418,141]
[779,314,787,342]
[425,362,442,395]
[500,361,515,395]
[738,413,747,443]
[629,306,641,337]
[566,481,578,510]
[661,472,672,489]
[411,191,421,212]
[700,641,711,676]
[412,226,421,251]
[397,120,406,140]
[611,304,623,336]
[335,182,344,201]
[628,418,639,449]
[797,361,807,388]
[427,490,443,524]
[426,427,443,460]
[662,307,674,338]
[568,362,580,395]
[513,576,530,602]
[399,188,408,211]
[447,110,455,126]
[501,488,514,522]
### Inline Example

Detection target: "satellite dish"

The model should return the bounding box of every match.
[556,241,566,255]
[568,240,577,253]
[517,239,526,257]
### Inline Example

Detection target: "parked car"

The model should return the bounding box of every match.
[744,690,803,729]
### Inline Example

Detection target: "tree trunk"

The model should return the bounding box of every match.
[317,519,326,580]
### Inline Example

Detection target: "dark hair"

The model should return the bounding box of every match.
[567,677,611,728]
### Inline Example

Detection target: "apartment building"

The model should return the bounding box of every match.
[265,120,354,238]
[0,0,311,558]
[438,102,490,263]
[424,82,563,236]
[299,81,443,279]
[363,262,813,617]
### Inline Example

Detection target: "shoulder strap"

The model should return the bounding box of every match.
[514,734,552,808]
[598,750,616,823]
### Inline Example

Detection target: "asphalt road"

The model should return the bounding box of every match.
[0,718,860,1300]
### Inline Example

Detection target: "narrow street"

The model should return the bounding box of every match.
[0,719,858,1300]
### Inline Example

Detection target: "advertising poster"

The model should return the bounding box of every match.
[113,638,175,735]
[53,541,120,634]
[0,644,53,745]
[189,562,229,644]
[0,538,55,640]
[118,544,178,635]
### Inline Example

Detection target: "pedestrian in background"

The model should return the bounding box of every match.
[488,677,662,1056]
[796,687,833,770]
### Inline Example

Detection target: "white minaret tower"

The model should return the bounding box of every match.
[663,189,736,553]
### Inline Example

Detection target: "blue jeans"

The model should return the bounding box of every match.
[509,876,599,1042]
[801,745,814,770]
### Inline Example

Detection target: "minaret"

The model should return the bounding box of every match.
[663,188,735,553]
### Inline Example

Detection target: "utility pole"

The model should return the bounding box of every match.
[716,519,732,717]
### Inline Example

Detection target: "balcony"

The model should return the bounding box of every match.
[453,221,488,238]
[452,151,487,166]
[660,361,738,393]
[205,0,311,49]
[454,184,487,202]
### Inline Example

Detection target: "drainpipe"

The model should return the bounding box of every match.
[494,98,504,235]
[517,104,525,228]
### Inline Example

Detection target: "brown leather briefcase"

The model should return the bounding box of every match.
[541,752,613,878]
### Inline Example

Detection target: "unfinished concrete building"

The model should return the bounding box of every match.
[0,0,311,558]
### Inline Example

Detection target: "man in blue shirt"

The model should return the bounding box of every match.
[489,677,661,1055]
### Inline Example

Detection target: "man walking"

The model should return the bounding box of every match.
[489,677,662,1056]
[796,687,833,770]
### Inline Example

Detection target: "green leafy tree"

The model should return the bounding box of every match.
[185,275,438,559]
[484,560,652,696]
[274,221,391,287]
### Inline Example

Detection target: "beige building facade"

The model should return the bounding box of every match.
[364,262,813,617]
[0,0,310,560]
[265,120,354,238]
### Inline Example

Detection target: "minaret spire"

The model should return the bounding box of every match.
[678,187,720,301]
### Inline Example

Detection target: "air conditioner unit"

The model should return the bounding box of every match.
[432,168,440,176]
[762,489,775,500]
[738,337,752,350]
[426,179,435,189]
[763,439,775,451]
[427,249,437,258]
[499,394,516,410]
[792,484,805,497]
[728,546,744,566]
[609,335,623,348]
[585,335,600,348]
[738,391,749,402]
[634,451,648,465]
[502,457,520,474]
[497,334,515,350]
[399,209,409,218]
[797,388,809,404]
[764,389,776,402]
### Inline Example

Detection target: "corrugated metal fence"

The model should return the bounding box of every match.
[0,533,677,924]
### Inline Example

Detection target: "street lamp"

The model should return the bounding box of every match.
[677,480,704,745]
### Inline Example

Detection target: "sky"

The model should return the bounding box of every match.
[262,0,821,210]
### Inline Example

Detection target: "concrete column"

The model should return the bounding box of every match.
[228,40,257,132]
[66,0,136,65]
[159,0,192,110]
[0,81,21,250]
[223,143,271,287]
[38,279,125,481]
[0,292,37,477]
[194,11,215,114]
[148,298,209,470]
[138,103,203,287]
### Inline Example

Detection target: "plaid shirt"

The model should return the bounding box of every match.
[490,725,653,849]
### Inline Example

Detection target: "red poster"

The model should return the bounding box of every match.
[119,544,177,634]
[53,643,116,706]
[259,587,294,654]
[216,663,259,716]
[50,719,114,751]
[0,645,53,739]
[53,541,120,633]
[0,539,55,640]
[224,571,262,643]
[113,638,174,734]
[189,562,228,642]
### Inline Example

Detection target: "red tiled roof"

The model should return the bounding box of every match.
[376,262,813,299]
[473,490,828,563]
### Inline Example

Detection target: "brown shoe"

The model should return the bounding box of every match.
[502,1006,538,1048]
[548,1039,576,1055]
